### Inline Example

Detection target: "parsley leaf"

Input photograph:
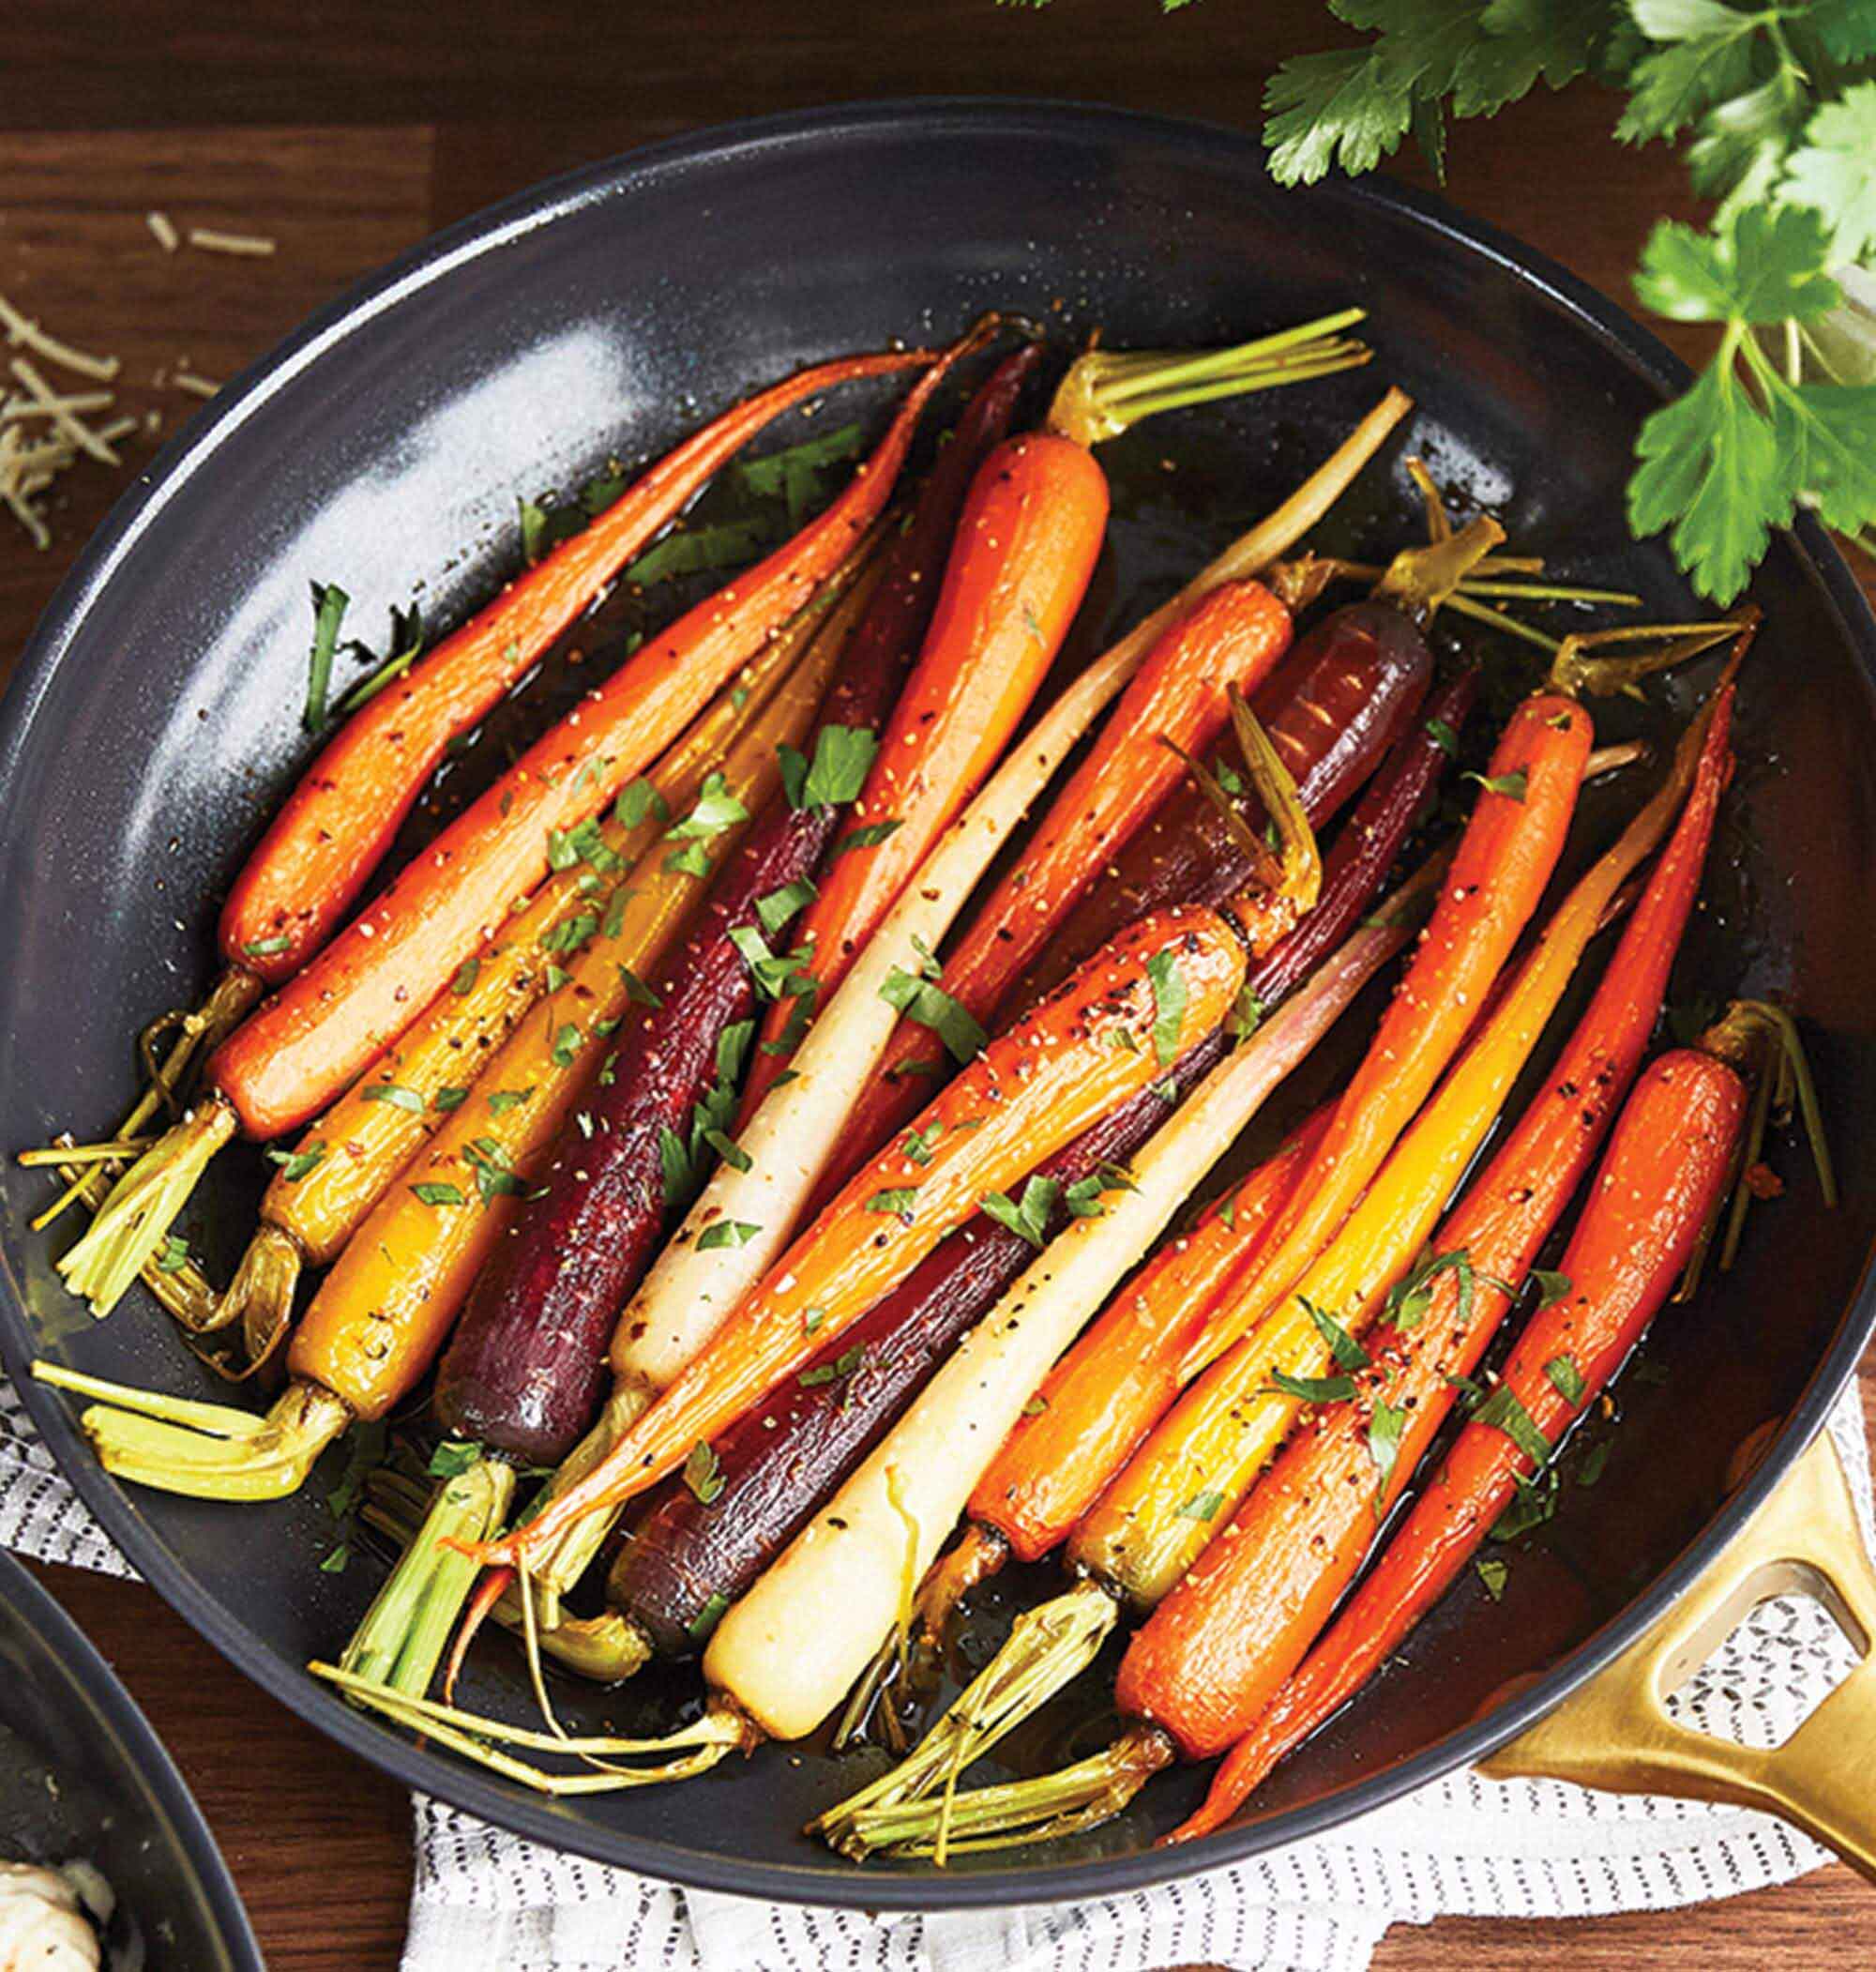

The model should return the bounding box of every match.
[979,1174,1061,1249]
[697,1218,761,1251]
[1145,948,1188,1066]
[666,771,749,842]
[880,965,987,1064]
[302,582,350,733]
[781,724,878,812]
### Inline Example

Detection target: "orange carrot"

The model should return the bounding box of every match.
[738,432,1109,1115]
[470,902,1248,1570]
[1124,686,1735,1779]
[820,580,1296,1189]
[1173,692,1593,1383]
[219,346,933,987]
[1172,1033,1753,1837]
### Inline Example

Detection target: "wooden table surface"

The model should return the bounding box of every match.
[4,4,1872,1965]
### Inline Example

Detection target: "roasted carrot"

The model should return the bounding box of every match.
[828,579,1295,1166]
[469,902,1249,1571]
[1172,1024,1762,1838]
[1120,684,1736,1778]
[736,431,1109,1114]
[218,346,935,990]
[55,332,981,1316]
[33,593,843,1500]
[210,580,825,1375]
[1172,690,1593,1385]
[739,309,1374,1115]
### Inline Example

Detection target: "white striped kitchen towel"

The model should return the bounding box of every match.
[4,1373,1868,1972]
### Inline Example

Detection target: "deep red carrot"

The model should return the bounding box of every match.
[1125,684,1735,1782]
[1172,1028,1753,1839]
[1016,598,1432,1012]
[219,345,936,989]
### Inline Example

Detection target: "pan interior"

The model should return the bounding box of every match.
[0,103,1871,1903]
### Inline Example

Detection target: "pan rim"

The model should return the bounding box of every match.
[1,94,1872,1911]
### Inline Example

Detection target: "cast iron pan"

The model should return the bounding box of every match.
[0,99,1872,1908]
[0,1550,261,1968]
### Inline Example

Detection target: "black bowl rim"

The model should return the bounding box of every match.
[0,1549,264,1968]
[1,95,1872,1912]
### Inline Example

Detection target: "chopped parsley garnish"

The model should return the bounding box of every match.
[412,1181,466,1208]
[1475,1556,1509,1601]
[1301,1297,1369,1372]
[360,1082,426,1114]
[688,1591,731,1644]
[433,1086,468,1112]
[736,422,864,521]
[1544,1353,1587,1405]
[302,581,350,733]
[1367,1396,1408,1516]
[828,817,902,863]
[486,1087,534,1115]
[625,514,781,588]
[1474,1383,1552,1467]
[666,771,749,842]
[754,878,817,937]
[866,1188,919,1222]
[779,724,878,812]
[155,1234,190,1274]
[1175,1488,1225,1523]
[428,1441,481,1479]
[900,1121,945,1166]
[980,1174,1061,1248]
[462,1137,523,1206]
[695,1219,760,1253]
[664,842,713,879]
[1144,948,1188,1066]
[449,958,481,996]
[1465,768,1529,802]
[266,1142,326,1183]
[242,933,292,958]
[728,923,814,1003]
[800,1343,866,1388]
[1532,1268,1573,1310]
[879,963,986,1064]
[614,778,670,830]
[682,1439,726,1505]
[1424,715,1460,756]
[616,964,661,1009]
[1268,1369,1357,1404]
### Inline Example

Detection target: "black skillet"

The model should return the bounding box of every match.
[0,1549,261,1968]
[1,99,1872,1909]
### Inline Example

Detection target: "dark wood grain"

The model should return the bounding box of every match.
[1,7,1872,1966]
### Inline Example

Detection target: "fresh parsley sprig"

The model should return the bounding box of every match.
[1253,0,1876,601]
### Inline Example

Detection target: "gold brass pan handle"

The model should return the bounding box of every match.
[1482,1426,1876,1885]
